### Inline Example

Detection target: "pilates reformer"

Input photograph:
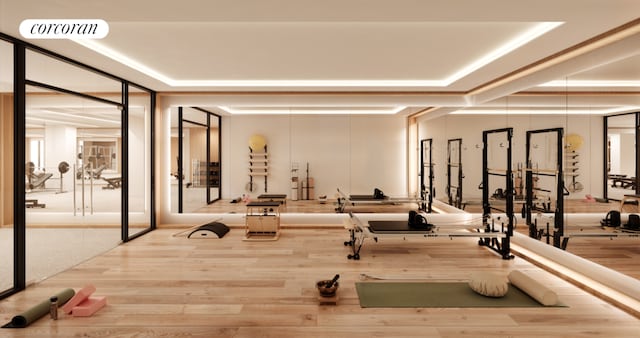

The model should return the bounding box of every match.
[342,212,509,260]
[530,213,640,249]
[608,172,636,190]
[335,188,424,213]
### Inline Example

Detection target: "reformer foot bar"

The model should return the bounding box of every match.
[343,213,508,260]
[335,188,424,213]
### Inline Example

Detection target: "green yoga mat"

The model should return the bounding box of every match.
[2,288,75,328]
[356,282,564,308]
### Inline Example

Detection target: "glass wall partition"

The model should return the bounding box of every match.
[0,36,155,299]
[127,84,154,239]
[24,82,123,285]
[0,38,15,295]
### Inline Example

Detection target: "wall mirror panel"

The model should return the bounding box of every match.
[0,38,14,295]
[606,113,638,201]
[170,107,221,213]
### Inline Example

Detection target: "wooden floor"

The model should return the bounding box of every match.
[1,228,639,337]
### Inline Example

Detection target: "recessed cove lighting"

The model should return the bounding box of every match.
[218,106,407,115]
[539,80,640,87]
[450,106,640,115]
[73,22,562,88]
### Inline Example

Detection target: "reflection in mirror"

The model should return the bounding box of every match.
[606,113,637,201]
[446,138,463,209]
[170,107,221,213]
[0,38,14,293]
[128,85,153,238]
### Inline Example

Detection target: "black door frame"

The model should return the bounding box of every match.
[1,33,156,299]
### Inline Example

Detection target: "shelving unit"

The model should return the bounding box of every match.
[564,150,582,192]
[244,201,281,241]
[249,146,268,192]
[192,160,220,188]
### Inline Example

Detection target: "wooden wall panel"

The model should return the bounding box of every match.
[1,93,14,227]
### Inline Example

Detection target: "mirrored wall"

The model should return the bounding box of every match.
[170,107,221,213]
[605,112,638,201]
[0,38,15,294]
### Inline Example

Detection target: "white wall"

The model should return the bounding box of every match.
[223,114,407,199]
[418,114,604,200]
[44,125,77,191]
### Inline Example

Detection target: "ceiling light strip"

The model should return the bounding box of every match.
[468,18,640,96]
[450,106,640,115]
[74,22,561,88]
[218,106,406,115]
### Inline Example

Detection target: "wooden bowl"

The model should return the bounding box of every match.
[316,280,339,297]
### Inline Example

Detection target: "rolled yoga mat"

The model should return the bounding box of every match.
[508,270,558,306]
[2,288,75,328]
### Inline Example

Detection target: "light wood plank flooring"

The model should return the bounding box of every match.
[1,228,639,337]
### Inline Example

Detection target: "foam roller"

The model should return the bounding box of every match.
[508,270,558,306]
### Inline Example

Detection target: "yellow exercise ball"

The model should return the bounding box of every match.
[565,133,583,151]
[249,134,267,151]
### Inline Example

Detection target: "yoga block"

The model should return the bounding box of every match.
[62,284,96,314]
[72,296,107,317]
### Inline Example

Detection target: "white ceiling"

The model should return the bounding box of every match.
[1,0,639,118]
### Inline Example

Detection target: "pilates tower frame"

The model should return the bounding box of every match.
[420,138,434,213]
[482,128,514,260]
[524,128,565,248]
[447,138,463,209]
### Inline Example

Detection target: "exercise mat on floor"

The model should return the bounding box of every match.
[355,282,566,308]
[2,288,75,328]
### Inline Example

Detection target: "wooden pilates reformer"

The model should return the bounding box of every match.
[342,213,509,260]
[334,188,425,213]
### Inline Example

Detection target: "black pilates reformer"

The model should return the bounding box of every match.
[335,188,424,213]
[342,212,508,260]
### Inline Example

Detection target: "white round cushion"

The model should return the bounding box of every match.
[468,272,508,297]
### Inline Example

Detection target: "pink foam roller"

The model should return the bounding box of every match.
[72,296,107,317]
[61,284,96,314]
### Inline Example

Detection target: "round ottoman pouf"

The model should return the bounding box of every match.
[468,271,508,297]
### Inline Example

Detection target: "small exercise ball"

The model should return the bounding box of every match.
[249,134,266,151]
[565,133,583,151]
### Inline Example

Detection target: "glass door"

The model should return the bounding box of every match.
[25,84,122,284]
